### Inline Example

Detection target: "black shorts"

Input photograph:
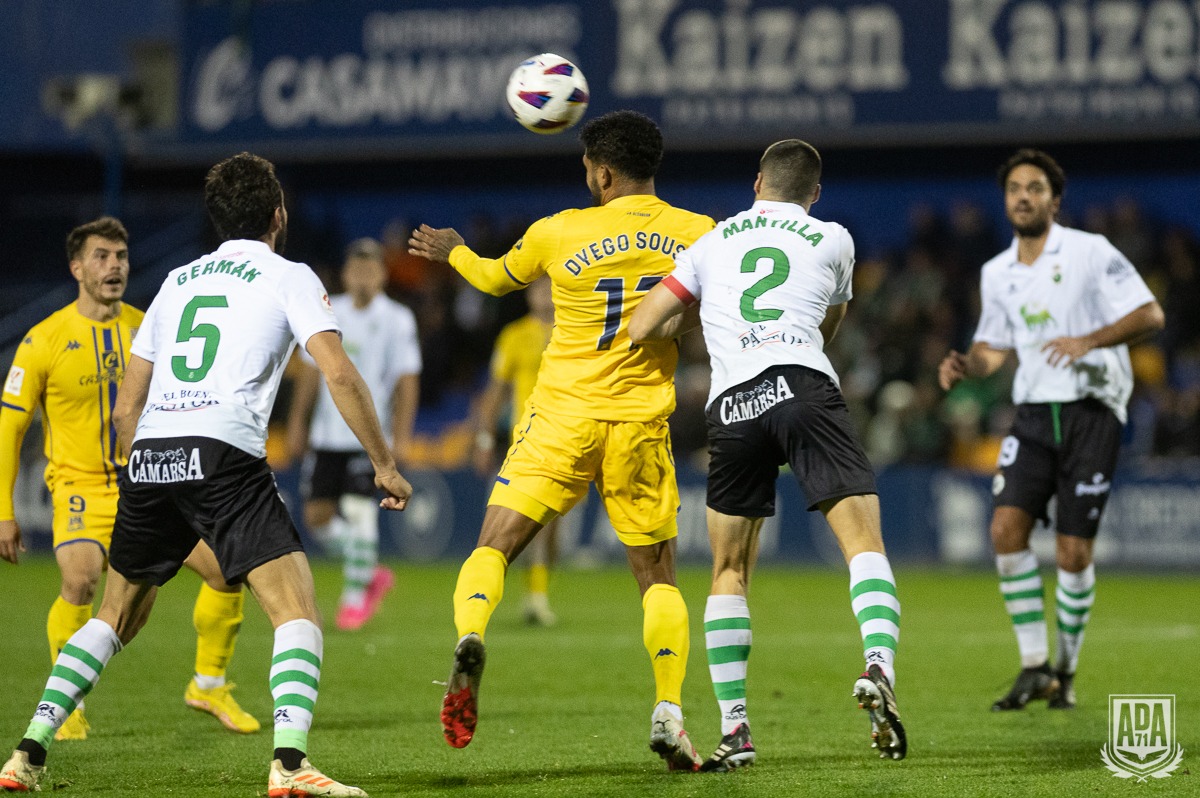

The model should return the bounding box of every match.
[110,436,303,586]
[993,399,1122,539]
[301,450,377,500]
[706,365,877,517]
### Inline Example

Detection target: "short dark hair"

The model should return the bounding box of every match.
[997,149,1065,198]
[204,152,283,241]
[67,217,127,261]
[759,140,822,202]
[578,110,662,181]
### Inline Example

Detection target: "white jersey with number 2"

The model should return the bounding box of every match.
[131,239,340,457]
[664,200,855,409]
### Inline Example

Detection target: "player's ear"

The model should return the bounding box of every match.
[68,259,83,282]
[753,172,763,196]
[811,183,821,206]
[599,164,614,191]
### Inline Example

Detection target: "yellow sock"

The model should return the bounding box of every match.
[643,583,689,707]
[453,547,508,642]
[47,596,93,663]
[193,583,244,679]
[527,563,550,596]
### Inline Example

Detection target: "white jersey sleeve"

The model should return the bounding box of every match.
[972,267,1014,349]
[667,249,702,302]
[830,227,854,305]
[130,284,165,362]
[1090,239,1156,324]
[284,268,340,352]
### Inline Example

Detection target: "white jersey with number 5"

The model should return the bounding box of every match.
[130,239,340,457]
[664,200,855,409]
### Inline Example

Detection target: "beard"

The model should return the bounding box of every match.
[274,218,288,256]
[587,176,602,207]
[1011,216,1050,238]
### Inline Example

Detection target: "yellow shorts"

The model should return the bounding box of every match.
[50,476,117,554]
[489,407,679,546]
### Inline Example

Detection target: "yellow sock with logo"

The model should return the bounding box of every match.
[643,583,689,706]
[193,583,244,684]
[527,563,550,597]
[47,596,93,664]
[453,547,508,642]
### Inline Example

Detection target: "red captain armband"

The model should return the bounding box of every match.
[662,274,698,306]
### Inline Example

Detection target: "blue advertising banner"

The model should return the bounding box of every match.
[178,0,1200,155]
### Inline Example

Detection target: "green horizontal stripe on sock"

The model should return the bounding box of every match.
[1001,587,1044,601]
[61,643,105,675]
[271,648,321,668]
[24,720,56,749]
[1010,611,1045,625]
[50,664,93,693]
[862,633,897,652]
[713,680,746,701]
[1055,599,1092,616]
[39,688,78,716]
[850,579,897,600]
[1000,568,1040,583]
[704,617,751,632]
[345,558,373,568]
[855,605,900,626]
[1057,621,1085,634]
[706,645,750,666]
[1058,585,1094,600]
[274,693,316,713]
[269,669,320,691]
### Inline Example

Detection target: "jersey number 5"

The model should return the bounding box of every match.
[740,246,790,322]
[594,275,663,350]
[172,295,228,382]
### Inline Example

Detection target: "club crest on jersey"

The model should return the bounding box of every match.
[719,377,795,424]
[3,366,24,396]
[127,447,204,483]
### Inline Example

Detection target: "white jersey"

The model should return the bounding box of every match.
[666,200,854,408]
[307,293,421,451]
[131,239,339,457]
[973,223,1155,424]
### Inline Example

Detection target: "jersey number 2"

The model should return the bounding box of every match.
[172,295,228,382]
[594,275,662,350]
[740,247,790,322]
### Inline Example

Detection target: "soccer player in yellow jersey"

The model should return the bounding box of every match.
[410,110,716,771]
[471,277,558,626]
[0,217,258,738]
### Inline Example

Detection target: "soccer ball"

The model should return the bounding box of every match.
[505,53,590,134]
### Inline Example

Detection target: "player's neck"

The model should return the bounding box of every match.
[1015,229,1051,265]
[76,293,121,323]
[603,179,655,205]
[351,292,377,309]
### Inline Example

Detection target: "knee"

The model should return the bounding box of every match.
[1056,539,1093,572]
[60,569,101,605]
[989,515,1027,551]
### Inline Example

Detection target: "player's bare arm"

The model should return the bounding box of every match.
[628,280,691,343]
[819,302,848,345]
[306,330,412,510]
[938,341,1011,391]
[407,224,464,264]
[285,355,319,463]
[1041,300,1165,368]
[113,355,154,456]
[0,519,24,565]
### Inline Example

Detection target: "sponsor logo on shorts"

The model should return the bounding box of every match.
[127,447,205,483]
[1102,695,1183,780]
[992,473,1006,496]
[719,376,795,424]
[67,515,84,532]
[1076,472,1111,497]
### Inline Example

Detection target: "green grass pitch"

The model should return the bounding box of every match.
[0,557,1194,796]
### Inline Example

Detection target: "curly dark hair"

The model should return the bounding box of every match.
[578,110,663,181]
[997,149,1066,198]
[67,216,127,261]
[204,152,283,241]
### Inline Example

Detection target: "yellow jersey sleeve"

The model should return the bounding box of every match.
[0,327,50,519]
[449,214,568,296]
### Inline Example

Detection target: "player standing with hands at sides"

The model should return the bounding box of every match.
[938,149,1163,711]
[0,217,258,740]
[630,139,907,768]
[409,111,715,771]
[287,237,421,631]
[469,276,560,627]
[0,153,411,798]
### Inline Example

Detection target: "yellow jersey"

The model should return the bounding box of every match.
[451,195,714,421]
[490,313,552,416]
[0,301,144,514]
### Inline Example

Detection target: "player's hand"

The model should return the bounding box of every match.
[0,519,26,565]
[938,350,968,391]
[407,224,465,264]
[1042,336,1091,367]
[375,468,413,511]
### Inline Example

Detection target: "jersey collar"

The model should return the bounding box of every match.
[1005,222,1064,266]
[216,238,274,257]
[751,200,807,216]
[603,194,667,210]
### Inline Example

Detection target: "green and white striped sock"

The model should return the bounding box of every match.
[25,619,121,748]
[340,495,379,607]
[997,549,1048,668]
[704,594,751,735]
[849,552,900,685]
[270,619,322,753]
[1055,564,1095,675]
